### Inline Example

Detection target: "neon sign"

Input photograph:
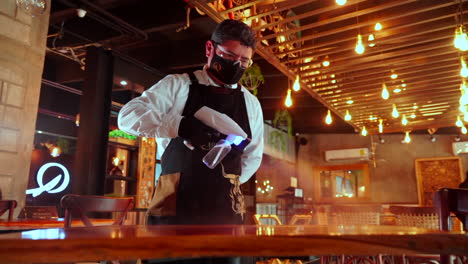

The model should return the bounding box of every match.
[26,162,70,197]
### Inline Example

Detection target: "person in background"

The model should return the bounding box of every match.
[459,171,468,188]
[118,19,263,228]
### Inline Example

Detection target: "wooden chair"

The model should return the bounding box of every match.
[253,214,282,225]
[327,205,385,264]
[330,204,382,225]
[0,200,17,221]
[389,206,440,264]
[434,188,468,264]
[60,194,134,228]
[60,195,135,264]
[288,214,313,225]
[389,206,439,230]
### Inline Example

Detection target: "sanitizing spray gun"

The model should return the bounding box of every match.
[193,106,248,169]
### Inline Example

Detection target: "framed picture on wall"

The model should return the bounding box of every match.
[415,157,463,205]
[312,163,370,203]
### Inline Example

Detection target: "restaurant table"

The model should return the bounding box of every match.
[0,218,117,232]
[0,224,466,263]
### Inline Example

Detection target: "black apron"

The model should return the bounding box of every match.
[150,72,252,225]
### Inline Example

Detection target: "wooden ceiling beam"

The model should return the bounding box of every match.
[262,1,453,49]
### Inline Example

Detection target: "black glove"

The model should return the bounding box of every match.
[178,116,222,148]
[222,138,250,173]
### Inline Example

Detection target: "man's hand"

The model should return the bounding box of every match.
[178,116,223,148]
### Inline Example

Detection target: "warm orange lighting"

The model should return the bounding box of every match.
[293,75,300,91]
[456,116,463,127]
[355,34,365,54]
[392,104,399,118]
[374,22,382,31]
[404,131,411,143]
[322,57,330,67]
[401,114,408,126]
[325,110,333,125]
[336,0,346,5]
[381,83,389,100]
[50,147,61,158]
[112,157,120,166]
[344,110,352,121]
[284,89,292,107]
[461,57,468,77]
[361,126,368,136]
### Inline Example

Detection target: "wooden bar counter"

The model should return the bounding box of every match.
[0,224,466,263]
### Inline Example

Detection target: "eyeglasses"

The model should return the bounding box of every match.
[215,44,253,69]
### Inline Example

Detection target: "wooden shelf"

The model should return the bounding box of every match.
[105,175,137,182]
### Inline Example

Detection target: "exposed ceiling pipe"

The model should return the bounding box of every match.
[57,0,148,40]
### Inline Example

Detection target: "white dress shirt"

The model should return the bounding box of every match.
[118,68,264,183]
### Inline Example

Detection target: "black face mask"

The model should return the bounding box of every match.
[208,52,246,85]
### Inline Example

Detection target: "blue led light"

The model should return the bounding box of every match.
[232,135,244,146]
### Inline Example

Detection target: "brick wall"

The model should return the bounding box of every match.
[0,0,50,215]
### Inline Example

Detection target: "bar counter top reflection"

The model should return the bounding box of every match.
[0,224,466,263]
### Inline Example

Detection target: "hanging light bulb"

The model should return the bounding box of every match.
[361,126,368,136]
[325,109,333,125]
[355,34,365,54]
[293,75,300,91]
[378,119,383,133]
[463,126,468,134]
[456,116,463,127]
[390,71,398,79]
[284,89,292,107]
[381,83,389,100]
[322,56,330,67]
[464,112,468,122]
[344,110,352,121]
[50,146,61,157]
[392,104,399,118]
[460,104,467,113]
[454,25,468,51]
[460,81,468,108]
[461,57,468,77]
[368,34,375,41]
[402,114,408,126]
[374,22,382,31]
[454,25,462,49]
[336,0,346,5]
[404,131,411,143]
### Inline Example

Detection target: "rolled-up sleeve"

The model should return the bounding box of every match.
[239,91,264,184]
[118,74,188,139]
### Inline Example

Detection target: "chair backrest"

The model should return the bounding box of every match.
[314,206,329,225]
[288,214,313,225]
[60,194,134,227]
[0,200,17,221]
[330,204,382,225]
[253,214,282,225]
[433,188,468,232]
[389,205,439,230]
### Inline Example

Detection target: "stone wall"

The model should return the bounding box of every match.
[0,0,50,215]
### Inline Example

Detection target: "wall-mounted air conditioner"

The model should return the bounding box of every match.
[324,148,370,162]
[452,142,468,155]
